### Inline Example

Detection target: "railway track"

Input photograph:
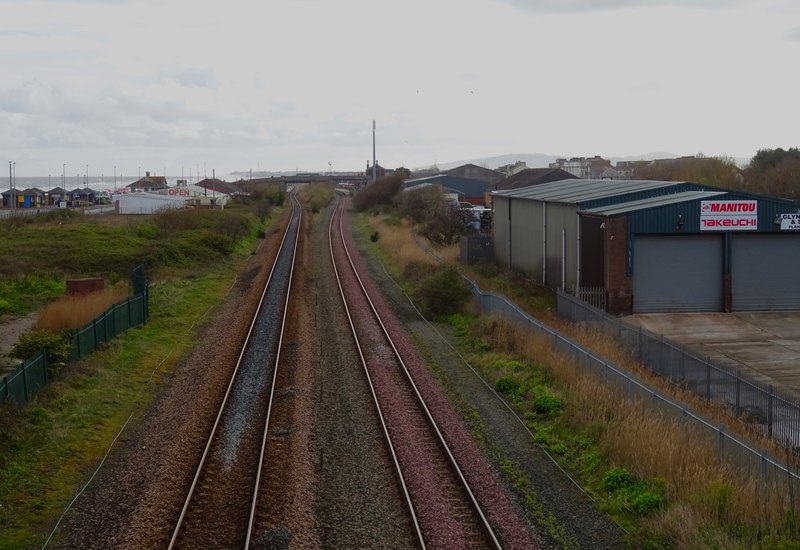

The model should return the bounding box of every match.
[168,193,302,549]
[329,198,502,549]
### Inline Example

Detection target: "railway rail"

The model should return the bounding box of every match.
[329,198,502,549]
[168,193,302,549]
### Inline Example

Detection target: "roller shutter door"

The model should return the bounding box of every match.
[732,234,800,311]
[633,235,723,313]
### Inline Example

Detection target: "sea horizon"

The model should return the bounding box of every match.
[1,174,240,193]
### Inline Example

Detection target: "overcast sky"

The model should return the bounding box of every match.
[1,0,798,179]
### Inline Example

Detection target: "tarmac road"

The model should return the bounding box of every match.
[626,311,800,399]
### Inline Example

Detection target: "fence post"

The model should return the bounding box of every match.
[735,370,741,417]
[706,358,711,399]
[127,297,133,327]
[768,385,774,440]
[43,349,48,384]
[92,317,98,351]
[719,424,725,459]
[22,360,29,402]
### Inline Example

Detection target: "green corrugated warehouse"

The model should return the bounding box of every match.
[491,179,800,314]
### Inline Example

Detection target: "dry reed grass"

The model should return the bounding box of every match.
[479,316,800,547]
[367,214,439,267]
[35,284,131,331]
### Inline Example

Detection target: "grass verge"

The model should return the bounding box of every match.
[0,215,273,549]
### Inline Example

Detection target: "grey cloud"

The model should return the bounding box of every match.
[786,27,800,41]
[157,68,220,89]
[0,79,297,151]
[499,0,750,13]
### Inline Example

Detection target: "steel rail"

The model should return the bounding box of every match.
[245,192,302,547]
[332,199,502,549]
[168,191,302,549]
[327,198,427,549]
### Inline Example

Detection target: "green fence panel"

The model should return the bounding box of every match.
[12,266,149,405]
[0,350,47,405]
[114,299,131,333]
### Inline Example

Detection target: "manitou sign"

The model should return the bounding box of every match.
[700,200,758,231]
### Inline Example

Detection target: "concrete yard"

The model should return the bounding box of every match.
[625,311,800,399]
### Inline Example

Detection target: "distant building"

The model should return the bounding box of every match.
[404,174,493,206]
[127,171,169,192]
[195,178,241,196]
[494,168,578,192]
[549,156,613,179]
[115,192,185,215]
[496,161,528,178]
[442,163,504,184]
[366,161,391,181]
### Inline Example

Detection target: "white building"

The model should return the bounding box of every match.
[114,192,186,215]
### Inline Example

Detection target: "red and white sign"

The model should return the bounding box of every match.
[700,200,758,231]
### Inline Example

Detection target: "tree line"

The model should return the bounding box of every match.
[629,147,800,201]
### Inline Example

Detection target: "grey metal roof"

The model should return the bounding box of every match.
[491,178,689,204]
[581,190,726,216]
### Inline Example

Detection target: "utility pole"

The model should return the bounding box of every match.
[372,119,376,182]
[7,161,11,210]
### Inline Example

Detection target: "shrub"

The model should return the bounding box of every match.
[351,173,404,211]
[10,329,72,370]
[633,490,666,515]
[603,467,635,492]
[153,208,204,236]
[495,377,524,398]
[414,266,471,318]
[215,211,252,243]
[532,392,563,416]
[201,233,234,255]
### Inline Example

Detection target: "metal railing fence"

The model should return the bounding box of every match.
[0,350,48,404]
[557,290,800,451]
[465,281,800,492]
[1,265,149,405]
[70,291,149,362]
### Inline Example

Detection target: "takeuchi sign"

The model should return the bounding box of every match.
[700,200,758,231]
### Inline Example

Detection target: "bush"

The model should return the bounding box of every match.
[153,208,204,236]
[603,467,635,492]
[414,266,471,318]
[532,392,563,416]
[632,490,665,515]
[351,174,405,212]
[10,329,72,370]
[603,467,666,517]
[495,377,524,398]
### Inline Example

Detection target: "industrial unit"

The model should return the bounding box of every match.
[492,179,800,315]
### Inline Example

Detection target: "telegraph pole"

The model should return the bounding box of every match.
[372,119,376,182]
